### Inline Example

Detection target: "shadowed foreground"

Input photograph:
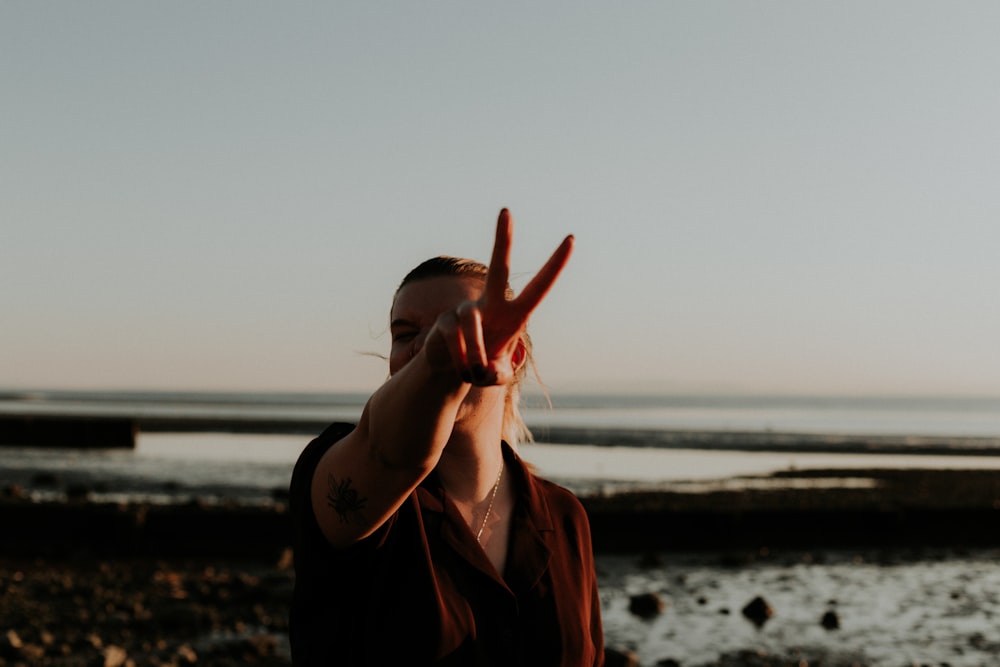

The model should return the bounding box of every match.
[3,467,1000,666]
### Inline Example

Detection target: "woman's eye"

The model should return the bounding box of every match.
[393,331,416,343]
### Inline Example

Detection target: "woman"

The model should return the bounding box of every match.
[289,209,604,666]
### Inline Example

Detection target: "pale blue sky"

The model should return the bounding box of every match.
[3,2,999,396]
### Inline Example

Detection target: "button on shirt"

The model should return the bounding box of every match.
[290,422,605,666]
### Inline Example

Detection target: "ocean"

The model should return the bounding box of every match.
[2,389,999,505]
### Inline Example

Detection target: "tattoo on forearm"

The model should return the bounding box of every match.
[326,474,367,524]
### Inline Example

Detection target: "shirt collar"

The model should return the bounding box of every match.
[415,442,554,530]
[415,443,555,591]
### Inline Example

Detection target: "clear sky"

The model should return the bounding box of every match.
[3,2,999,396]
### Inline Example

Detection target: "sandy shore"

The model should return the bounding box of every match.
[3,466,1000,666]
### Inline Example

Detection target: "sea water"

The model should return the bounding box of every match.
[2,390,999,504]
[5,390,1000,437]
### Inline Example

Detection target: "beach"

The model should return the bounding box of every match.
[6,544,1000,667]
[4,464,1000,666]
[3,392,1000,666]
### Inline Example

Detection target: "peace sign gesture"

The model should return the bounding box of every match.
[430,209,574,386]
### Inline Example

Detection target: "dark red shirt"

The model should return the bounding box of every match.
[290,422,605,666]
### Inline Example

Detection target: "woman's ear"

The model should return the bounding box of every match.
[512,339,527,371]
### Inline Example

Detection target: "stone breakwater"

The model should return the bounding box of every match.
[5,467,1000,560]
[582,467,1000,552]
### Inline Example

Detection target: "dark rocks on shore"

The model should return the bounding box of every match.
[821,609,841,630]
[637,551,664,569]
[629,591,666,619]
[698,647,872,666]
[741,595,774,627]
[582,468,1000,553]
[5,466,1000,566]
[3,466,1000,666]
[703,648,821,666]
[1,484,26,500]
[604,646,640,667]
[654,659,681,667]
[0,416,137,448]
[0,557,294,667]
[31,472,61,487]
[65,483,92,502]
[1,500,292,562]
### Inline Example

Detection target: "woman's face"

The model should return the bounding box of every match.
[388,275,485,376]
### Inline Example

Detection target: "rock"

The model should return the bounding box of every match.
[66,483,92,501]
[1,629,24,659]
[0,633,45,663]
[655,659,682,667]
[20,642,46,661]
[629,591,666,618]
[31,471,61,487]
[821,609,840,630]
[714,648,773,666]
[604,646,640,667]
[0,558,294,666]
[246,634,278,657]
[175,643,197,663]
[2,483,26,499]
[103,644,128,667]
[638,551,663,569]
[741,595,774,626]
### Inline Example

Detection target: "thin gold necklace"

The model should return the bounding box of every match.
[475,459,504,543]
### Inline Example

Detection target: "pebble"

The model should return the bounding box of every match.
[604,646,641,667]
[629,591,666,619]
[0,558,292,666]
[103,644,128,667]
[31,472,61,487]
[741,595,774,626]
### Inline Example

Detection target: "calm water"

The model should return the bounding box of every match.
[2,390,1000,504]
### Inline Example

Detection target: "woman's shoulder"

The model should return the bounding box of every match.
[519,464,589,521]
[530,473,580,501]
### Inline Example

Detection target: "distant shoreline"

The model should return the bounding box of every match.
[3,388,999,451]
[3,411,1000,456]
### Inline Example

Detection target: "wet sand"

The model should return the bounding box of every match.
[3,466,1000,666]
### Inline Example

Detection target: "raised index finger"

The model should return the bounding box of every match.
[484,209,513,303]
[512,233,574,318]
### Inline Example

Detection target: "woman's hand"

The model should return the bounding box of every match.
[432,208,574,386]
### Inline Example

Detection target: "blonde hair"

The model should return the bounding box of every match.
[396,256,537,448]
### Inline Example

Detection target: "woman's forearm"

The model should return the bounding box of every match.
[362,351,469,471]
